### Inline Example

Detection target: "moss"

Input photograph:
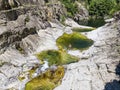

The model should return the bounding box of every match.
[72,27,95,32]
[17,47,24,54]
[25,15,30,23]
[36,50,79,66]
[56,32,94,50]
[18,76,25,81]
[60,15,66,25]
[25,66,65,90]
[29,66,39,78]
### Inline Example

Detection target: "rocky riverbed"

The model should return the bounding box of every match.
[55,20,120,90]
[0,17,120,90]
[0,0,120,90]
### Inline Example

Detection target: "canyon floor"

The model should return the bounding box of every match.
[0,18,120,90]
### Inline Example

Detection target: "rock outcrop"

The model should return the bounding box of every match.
[55,20,120,90]
[0,14,51,54]
[74,1,89,25]
[0,20,66,89]
[0,0,66,21]
[0,16,120,90]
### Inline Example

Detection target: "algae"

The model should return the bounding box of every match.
[36,50,79,66]
[17,47,24,54]
[26,32,94,90]
[25,66,65,90]
[72,27,95,32]
[56,32,94,50]
[25,15,30,23]
[18,76,25,81]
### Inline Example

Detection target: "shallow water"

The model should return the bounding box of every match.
[87,18,106,28]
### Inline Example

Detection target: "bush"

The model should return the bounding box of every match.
[60,0,78,17]
[89,0,113,18]
[88,0,120,18]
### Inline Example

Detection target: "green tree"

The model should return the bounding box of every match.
[89,0,113,18]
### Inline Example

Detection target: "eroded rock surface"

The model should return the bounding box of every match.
[54,21,120,90]
[0,1,120,89]
[0,18,120,90]
[0,21,68,89]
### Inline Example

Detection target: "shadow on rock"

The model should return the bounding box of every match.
[116,63,120,76]
[104,63,120,90]
[105,80,120,90]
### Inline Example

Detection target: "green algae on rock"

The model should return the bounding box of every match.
[18,75,25,81]
[72,27,95,32]
[29,66,39,78]
[36,50,79,66]
[25,66,65,90]
[56,32,94,50]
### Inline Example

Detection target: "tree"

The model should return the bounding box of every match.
[89,0,113,18]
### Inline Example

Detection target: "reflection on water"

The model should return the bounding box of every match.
[87,18,106,28]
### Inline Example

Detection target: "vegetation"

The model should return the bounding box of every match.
[87,0,120,18]
[25,66,65,90]
[36,50,79,66]
[87,18,106,27]
[72,27,95,32]
[89,0,113,17]
[59,0,120,18]
[83,0,120,27]
[25,15,30,24]
[17,47,24,54]
[18,75,25,81]
[60,15,66,25]
[56,32,94,50]
[29,66,39,78]
[60,0,78,17]
[109,0,120,15]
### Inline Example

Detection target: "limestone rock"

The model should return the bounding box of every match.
[74,2,89,25]
[54,21,120,90]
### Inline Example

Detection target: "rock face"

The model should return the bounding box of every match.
[54,21,120,90]
[0,0,66,21]
[74,1,89,25]
[0,14,51,54]
[0,1,68,89]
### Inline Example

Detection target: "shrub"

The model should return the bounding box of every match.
[87,0,120,18]
[89,0,113,18]
[60,0,78,17]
